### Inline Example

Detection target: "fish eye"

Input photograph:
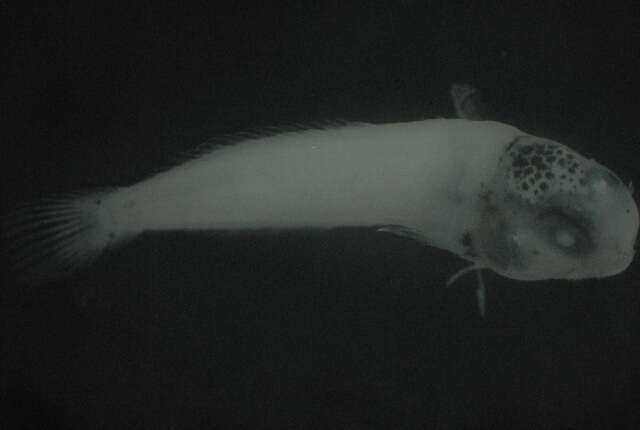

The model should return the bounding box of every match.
[537,208,594,256]
[554,229,576,248]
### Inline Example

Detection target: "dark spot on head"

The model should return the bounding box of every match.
[108,232,115,239]
[579,178,586,186]
[535,172,542,180]
[513,157,528,168]
[521,146,534,155]
[522,182,529,191]
[558,159,566,167]
[545,171,554,180]
[569,167,576,174]
[540,182,548,191]
[95,199,102,205]
[546,156,556,163]
[513,169,522,178]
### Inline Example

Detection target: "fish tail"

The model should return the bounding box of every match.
[3,189,132,282]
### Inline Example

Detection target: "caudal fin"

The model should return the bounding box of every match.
[3,190,128,283]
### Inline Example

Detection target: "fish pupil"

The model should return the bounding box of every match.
[555,230,575,248]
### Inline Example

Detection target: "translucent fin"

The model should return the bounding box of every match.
[446,263,482,286]
[447,263,488,317]
[166,120,364,171]
[3,189,125,283]
[450,83,488,120]
[376,225,424,242]
[475,270,486,318]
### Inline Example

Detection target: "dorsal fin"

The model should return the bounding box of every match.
[450,83,488,120]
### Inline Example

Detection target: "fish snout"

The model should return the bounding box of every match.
[583,166,626,195]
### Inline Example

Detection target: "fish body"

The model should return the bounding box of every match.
[105,120,519,254]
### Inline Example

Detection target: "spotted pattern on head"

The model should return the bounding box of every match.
[504,138,590,204]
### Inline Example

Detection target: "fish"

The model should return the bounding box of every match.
[4,88,638,315]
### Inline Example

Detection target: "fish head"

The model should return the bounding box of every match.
[475,135,638,281]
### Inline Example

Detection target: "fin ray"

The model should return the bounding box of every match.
[3,188,128,283]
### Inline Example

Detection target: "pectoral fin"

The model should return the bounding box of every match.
[376,225,424,242]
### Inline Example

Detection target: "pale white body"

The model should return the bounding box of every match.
[102,119,521,260]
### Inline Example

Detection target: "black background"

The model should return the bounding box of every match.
[2,1,640,429]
